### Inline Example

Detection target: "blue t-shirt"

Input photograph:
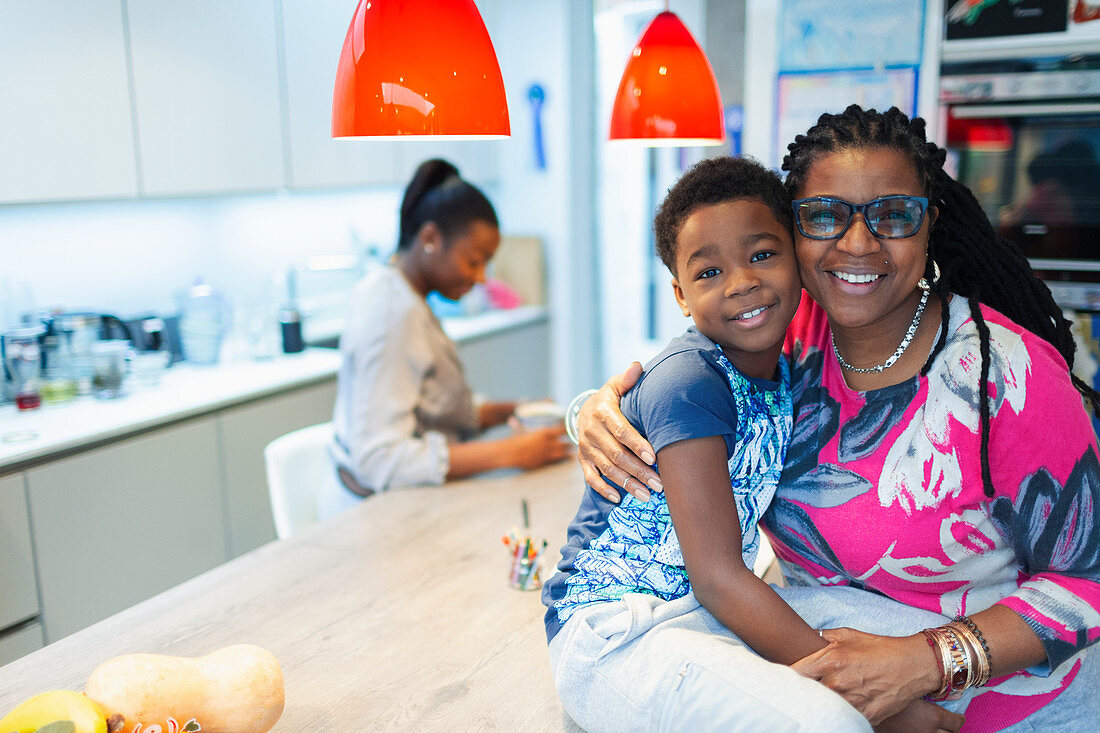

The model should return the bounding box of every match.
[542,328,792,643]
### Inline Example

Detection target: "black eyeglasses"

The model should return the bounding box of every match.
[792,195,930,240]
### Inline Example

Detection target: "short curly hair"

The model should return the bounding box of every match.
[654,156,791,275]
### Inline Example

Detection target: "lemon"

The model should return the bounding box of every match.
[0,690,107,733]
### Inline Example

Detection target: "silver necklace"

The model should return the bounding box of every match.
[831,289,929,374]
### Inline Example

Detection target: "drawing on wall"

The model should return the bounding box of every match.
[945,0,1070,39]
[778,0,924,72]
[775,68,919,169]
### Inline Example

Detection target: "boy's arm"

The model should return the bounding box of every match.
[660,435,962,731]
[659,435,826,664]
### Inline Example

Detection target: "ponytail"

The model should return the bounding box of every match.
[397,159,498,250]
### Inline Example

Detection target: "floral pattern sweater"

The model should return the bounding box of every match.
[765,294,1100,728]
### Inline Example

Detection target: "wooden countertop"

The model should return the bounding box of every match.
[0,460,585,731]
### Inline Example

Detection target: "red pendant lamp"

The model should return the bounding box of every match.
[332,0,510,139]
[609,10,724,146]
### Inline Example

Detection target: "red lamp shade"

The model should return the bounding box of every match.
[609,11,724,146]
[332,0,509,139]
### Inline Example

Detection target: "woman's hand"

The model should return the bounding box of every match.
[792,627,940,725]
[505,425,573,470]
[577,363,663,503]
[875,699,964,733]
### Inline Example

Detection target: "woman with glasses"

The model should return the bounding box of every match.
[568,106,1100,730]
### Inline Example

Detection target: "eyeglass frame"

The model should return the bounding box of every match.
[791,195,931,241]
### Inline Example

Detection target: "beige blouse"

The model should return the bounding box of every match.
[331,265,478,491]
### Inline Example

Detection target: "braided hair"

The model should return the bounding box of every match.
[782,104,1100,497]
[397,158,497,251]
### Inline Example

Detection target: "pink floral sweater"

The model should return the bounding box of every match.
[766,294,1100,730]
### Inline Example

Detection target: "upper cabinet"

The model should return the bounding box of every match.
[0,0,500,204]
[126,0,287,196]
[0,0,138,203]
[281,0,399,189]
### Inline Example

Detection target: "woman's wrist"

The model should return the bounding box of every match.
[905,632,948,700]
[918,615,995,702]
[565,388,599,445]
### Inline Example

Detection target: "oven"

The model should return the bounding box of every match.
[940,54,1100,435]
[940,54,1100,307]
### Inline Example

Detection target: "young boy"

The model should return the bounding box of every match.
[540,157,870,731]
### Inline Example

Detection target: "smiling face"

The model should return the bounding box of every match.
[792,146,937,335]
[424,219,500,301]
[671,198,802,379]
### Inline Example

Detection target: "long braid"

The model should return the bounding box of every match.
[970,296,995,495]
[783,104,1100,498]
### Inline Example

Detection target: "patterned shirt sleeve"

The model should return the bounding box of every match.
[986,326,1100,672]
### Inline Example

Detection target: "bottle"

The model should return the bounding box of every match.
[279,267,304,354]
[279,308,304,353]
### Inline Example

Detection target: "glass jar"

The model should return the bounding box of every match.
[3,326,45,410]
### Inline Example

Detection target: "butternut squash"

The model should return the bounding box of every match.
[83,645,283,733]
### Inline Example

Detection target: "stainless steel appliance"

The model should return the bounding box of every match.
[940,53,1100,305]
[941,53,1100,437]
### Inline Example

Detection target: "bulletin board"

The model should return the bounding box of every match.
[778,0,925,72]
[774,0,925,167]
[775,68,919,166]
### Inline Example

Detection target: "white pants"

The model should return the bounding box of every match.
[548,586,958,733]
[549,585,1100,732]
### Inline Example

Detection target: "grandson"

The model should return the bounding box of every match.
[540,157,868,731]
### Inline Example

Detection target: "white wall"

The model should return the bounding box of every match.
[0,187,402,321]
[495,0,600,402]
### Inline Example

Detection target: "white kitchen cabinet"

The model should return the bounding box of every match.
[217,379,338,558]
[280,0,400,189]
[0,0,138,203]
[0,622,44,667]
[0,474,39,632]
[26,417,227,643]
[126,0,286,196]
[456,318,549,401]
[394,138,500,190]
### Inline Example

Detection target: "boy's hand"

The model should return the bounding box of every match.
[874,699,964,733]
[577,362,662,503]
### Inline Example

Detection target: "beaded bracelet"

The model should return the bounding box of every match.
[922,617,994,700]
[954,615,992,666]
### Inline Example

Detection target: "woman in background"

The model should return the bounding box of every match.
[331,159,570,497]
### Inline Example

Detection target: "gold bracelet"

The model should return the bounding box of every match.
[922,628,955,700]
[948,621,990,687]
[941,626,969,694]
[921,629,951,700]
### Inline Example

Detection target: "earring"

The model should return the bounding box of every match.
[918,260,941,291]
[424,243,437,255]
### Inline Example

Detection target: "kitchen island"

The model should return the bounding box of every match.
[0,460,584,731]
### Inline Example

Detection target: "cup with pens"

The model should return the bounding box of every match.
[504,499,548,591]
